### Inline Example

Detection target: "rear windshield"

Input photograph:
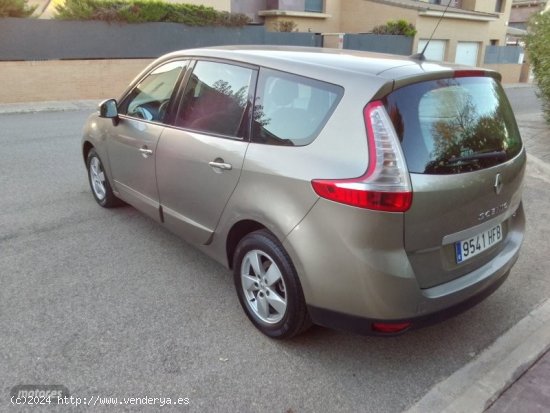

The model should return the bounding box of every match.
[384,77,522,174]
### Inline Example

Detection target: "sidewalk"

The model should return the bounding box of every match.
[1,95,549,413]
[486,349,550,412]
[0,99,98,115]
[405,299,550,413]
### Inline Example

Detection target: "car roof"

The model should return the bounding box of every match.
[158,45,498,83]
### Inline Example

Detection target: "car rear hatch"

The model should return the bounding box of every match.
[383,73,525,289]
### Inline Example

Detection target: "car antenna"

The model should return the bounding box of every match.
[410,0,452,61]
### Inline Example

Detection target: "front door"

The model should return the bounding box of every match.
[156,60,256,244]
[107,60,187,220]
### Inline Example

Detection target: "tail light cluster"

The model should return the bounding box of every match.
[311,101,412,212]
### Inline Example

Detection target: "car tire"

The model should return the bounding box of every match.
[233,229,311,339]
[86,148,122,208]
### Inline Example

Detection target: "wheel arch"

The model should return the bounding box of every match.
[82,140,94,164]
[226,220,268,269]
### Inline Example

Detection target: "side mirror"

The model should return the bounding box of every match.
[98,99,119,126]
[99,99,119,119]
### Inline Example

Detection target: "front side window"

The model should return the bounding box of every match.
[385,76,522,174]
[175,61,253,137]
[119,60,186,123]
[252,69,342,146]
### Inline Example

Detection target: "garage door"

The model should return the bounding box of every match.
[417,39,446,61]
[455,42,479,66]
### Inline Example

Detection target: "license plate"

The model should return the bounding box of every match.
[455,224,502,264]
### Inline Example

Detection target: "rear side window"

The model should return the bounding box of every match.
[252,69,343,146]
[385,77,522,174]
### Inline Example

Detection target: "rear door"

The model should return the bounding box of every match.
[155,60,256,245]
[107,60,187,220]
[384,75,525,288]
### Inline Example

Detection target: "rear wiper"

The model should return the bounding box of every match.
[446,150,507,165]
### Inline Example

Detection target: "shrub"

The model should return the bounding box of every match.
[272,20,298,32]
[372,19,417,37]
[0,0,37,17]
[54,0,251,26]
[526,11,550,123]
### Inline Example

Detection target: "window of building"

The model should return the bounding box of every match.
[305,0,323,12]
[495,0,504,12]
[175,61,253,138]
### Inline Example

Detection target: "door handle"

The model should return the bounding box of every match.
[208,161,232,171]
[139,147,153,158]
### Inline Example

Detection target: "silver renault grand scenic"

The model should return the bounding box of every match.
[82,46,525,338]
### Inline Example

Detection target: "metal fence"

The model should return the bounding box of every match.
[343,34,413,56]
[0,18,321,61]
[484,46,525,64]
[0,17,414,61]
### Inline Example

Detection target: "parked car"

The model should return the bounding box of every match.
[82,46,525,339]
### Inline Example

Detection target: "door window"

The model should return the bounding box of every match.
[175,61,253,138]
[119,60,186,123]
[251,68,342,146]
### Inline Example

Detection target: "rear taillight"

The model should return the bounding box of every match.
[311,101,412,212]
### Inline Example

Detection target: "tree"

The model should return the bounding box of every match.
[0,0,36,17]
[526,10,550,123]
[372,19,417,37]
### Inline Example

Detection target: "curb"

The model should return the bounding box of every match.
[404,298,550,413]
[0,100,99,115]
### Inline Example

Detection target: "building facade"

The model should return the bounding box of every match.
[509,0,548,30]
[35,0,515,67]
[252,0,513,66]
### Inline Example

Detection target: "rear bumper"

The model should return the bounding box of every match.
[283,199,524,335]
[308,267,511,336]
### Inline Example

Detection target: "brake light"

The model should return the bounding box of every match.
[311,101,412,212]
[453,70,486,78]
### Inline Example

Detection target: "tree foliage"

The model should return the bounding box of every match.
[54,0,251,26]
[0,0,36,17]
[372,19,417,37]
[526,11,550,122]
[272,20,298,32]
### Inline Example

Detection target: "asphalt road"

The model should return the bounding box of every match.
[1,89,549,412]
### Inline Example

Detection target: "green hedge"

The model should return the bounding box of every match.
[372,19,417,37]
[0,0,36,17]
[54,0,251,26]
[526,11,550,123]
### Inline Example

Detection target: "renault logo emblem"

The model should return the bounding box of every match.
[494,173,503,195]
